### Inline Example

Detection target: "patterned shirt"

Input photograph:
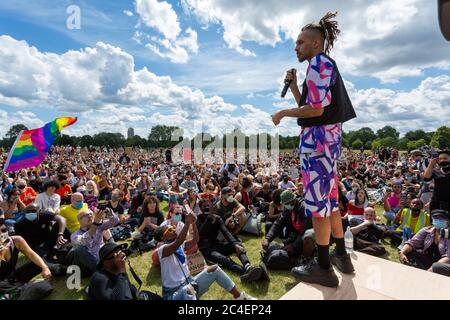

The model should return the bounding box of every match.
[298,53,342,159]
[406,226,450,258]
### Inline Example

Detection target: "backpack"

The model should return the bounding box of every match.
[241,208,263,236]
[111,224,132,242]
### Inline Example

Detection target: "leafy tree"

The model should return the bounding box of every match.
[352,139,363,150]
[404,130,428,143]
[125,135,147,147]
[371,139,382,150]
[377,125,400,140]
[406,139,426,151]
[431,126,450,149]
[6,124,28,140]
[148,125,181,148]
[79,135,94,148]
[397,137,409,151]
[380,137,398,148]
[347,127,376,149]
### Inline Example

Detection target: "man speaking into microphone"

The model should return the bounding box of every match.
[272,12,356,287]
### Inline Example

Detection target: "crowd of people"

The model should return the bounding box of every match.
[0,144,449,300]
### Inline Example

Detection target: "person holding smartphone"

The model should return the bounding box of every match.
[424,149,450,213]
[69,207,119,277]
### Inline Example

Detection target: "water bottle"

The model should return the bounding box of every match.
[345,226,354,254]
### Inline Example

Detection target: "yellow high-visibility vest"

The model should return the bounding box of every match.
[396,209,427,234]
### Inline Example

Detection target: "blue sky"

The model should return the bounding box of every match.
[0,0,449,139]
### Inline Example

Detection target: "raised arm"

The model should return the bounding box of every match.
[161,213,195,258]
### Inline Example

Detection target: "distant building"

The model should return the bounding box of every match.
[127,127,135,139]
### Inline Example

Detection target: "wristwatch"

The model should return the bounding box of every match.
[93,221,103,226]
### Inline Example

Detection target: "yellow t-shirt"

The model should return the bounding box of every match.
[60,203,88,232]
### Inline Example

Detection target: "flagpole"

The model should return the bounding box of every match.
[4,130,23,172]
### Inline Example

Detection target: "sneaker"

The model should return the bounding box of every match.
[240,266,262,283]
[330,251,355,274]
[234,291,257,300]
[291,260,339,288]
[258,261,270,281]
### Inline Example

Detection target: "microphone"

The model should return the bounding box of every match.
[281,69,296,98]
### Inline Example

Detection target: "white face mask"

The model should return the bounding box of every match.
[226,195,234,203]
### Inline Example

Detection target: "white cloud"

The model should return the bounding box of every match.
[0,35,242,136]
[134,0,199,64]
[365,0,418,39]
[0,34,448,139]
[0,110,44,138]
[181,0,450,83]
[345,75,450,134]
[123,10,134,17]
[142,28,198,64]
[135,0,181,40]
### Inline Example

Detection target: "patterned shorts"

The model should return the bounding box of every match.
[300,152,339,218]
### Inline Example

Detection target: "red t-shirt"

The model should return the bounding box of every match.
[56,184,72,199]
[347,202,364,216]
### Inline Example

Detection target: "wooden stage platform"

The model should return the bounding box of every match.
[281,251,450,300]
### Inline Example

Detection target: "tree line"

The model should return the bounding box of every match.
[0,124,449,151]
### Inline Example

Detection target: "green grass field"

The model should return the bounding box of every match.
[43,203,399,300]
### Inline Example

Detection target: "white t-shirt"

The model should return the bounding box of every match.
[35,193,61,213]
[157,243,190,289]
[160,220,184,235]
[278,181,295,190]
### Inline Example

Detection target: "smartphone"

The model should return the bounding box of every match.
[97,200,108,211]
[432,152,439,159]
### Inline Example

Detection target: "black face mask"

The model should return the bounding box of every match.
[440,161,450,172]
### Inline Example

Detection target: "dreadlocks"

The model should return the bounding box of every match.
[302,11,341,55]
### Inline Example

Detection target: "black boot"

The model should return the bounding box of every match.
[291,260,339,288]
[240,265,262,283]
[330,250,355,274]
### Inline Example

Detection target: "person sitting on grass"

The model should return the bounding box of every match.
[88,242,161,300]
[16,179,37,207]
[265,189,284,235]
[0,219,53,300]
[168,178,188,205]
[196,199,266,283]
[278,174,296,190]
[1,188,26,227]
[59,193,88,233]
[385,198,431,246]
[262,191,314,270]
[348,207,386,257]
[135,196,164,240]
[69,207,119,277]
[154,211,256,300]
[345,188,373,221]
[345,181,361,201]
[399,209,450,276]
[383,182,402,224]
[35,181,61,215]
[210,187,246,235]
[234,177,254,211]
[15,203,70,274]
[55,174,73,205]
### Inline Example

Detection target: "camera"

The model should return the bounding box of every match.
[97,200,108,211]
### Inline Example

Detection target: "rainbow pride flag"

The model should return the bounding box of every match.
[4,117,77,172]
